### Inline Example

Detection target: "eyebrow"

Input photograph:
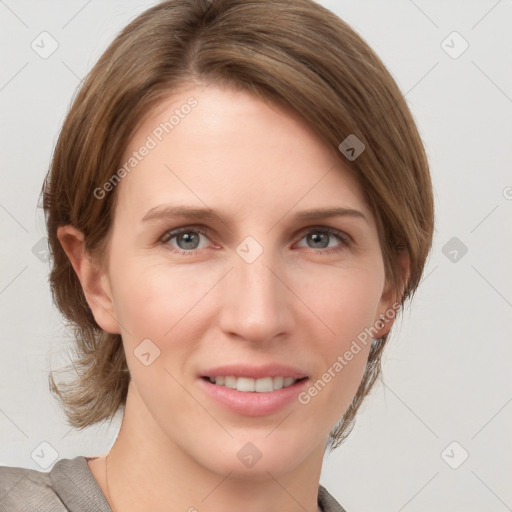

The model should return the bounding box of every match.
[141,205,368,228]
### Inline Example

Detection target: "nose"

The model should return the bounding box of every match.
[217,243,294,346]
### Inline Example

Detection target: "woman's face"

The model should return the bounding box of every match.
[92,83,398,478]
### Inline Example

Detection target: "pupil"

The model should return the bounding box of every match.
[309,232,328,249]
[179,232,199,250]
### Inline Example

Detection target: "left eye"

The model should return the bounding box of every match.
[296,228,349,252]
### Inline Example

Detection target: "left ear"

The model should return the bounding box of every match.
[373,248,410,338]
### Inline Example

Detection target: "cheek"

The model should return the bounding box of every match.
[112,262,207,413]
[111,250,384,355]
[110,257,208,341]
[298,262,384,344]
[295,265,382,402]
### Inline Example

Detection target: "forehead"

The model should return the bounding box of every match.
[114,84,371,224]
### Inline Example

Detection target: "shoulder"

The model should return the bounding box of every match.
[0,458,345,512]
[0,461,63,511]
[318,484,349,512]
[0,456,111,512]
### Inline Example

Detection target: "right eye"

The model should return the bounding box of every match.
[159,226,212,254]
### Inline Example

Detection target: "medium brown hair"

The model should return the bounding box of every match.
[41,0,434,450]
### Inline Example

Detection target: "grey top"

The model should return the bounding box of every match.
[0,456,348,512]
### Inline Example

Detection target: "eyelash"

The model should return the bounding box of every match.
[159,225,352,256]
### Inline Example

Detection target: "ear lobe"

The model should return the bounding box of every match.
[57,225,121,334]
[374,248,410,338]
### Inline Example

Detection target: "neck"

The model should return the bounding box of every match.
[102,383,326,512]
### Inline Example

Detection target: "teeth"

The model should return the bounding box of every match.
[273,376,284,390]
[208,376,299,392]
[283,377,295,387]
[225,376,236,389]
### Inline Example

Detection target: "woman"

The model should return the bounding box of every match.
[0,0,434,511]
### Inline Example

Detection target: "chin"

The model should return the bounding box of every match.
[189,431,323,480]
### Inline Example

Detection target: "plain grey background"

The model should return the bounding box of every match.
[1,1,511,511]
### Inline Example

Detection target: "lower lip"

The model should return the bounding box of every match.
[199,377,309,417]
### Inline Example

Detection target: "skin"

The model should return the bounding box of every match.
[58,83,408,512]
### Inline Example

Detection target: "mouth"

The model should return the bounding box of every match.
[199,373,309,416]
[201,375,307,393]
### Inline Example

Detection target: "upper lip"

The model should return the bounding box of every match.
[201,364,308,380]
